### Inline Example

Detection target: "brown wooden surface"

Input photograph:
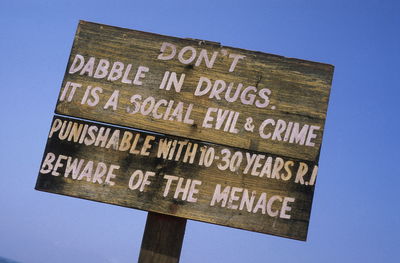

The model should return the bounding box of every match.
[138,212,186,263]
[55,20,334,162]
[36,116,318,240]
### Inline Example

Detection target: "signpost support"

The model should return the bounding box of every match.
[138,212,187,263]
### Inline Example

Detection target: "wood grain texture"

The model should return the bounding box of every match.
[138,212,186,263]
[55,21,334,162]
[36,116,319,240]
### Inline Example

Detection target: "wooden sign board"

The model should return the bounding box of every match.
[36,21,334,241]
[37,116,317,240]
[56,21,334,162]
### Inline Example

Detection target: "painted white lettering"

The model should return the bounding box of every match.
[295,162,308,184]
[40,152,56,174]
[157,42,176,60]
[133,66,149,85]
[163,175,179,197]
[210,184,230,207]
[94,59,110,78]
[103,90,119,110]
[69,54,85,74]
[280,197,295,219]
[178,46,196,64]
[228,53,245,72]
[107,62,124,81]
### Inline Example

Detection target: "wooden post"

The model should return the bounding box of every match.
[138,212,187,263]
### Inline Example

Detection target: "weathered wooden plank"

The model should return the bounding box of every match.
[36,116,319,240]
[138,212,186,263]
[55,20,334,162]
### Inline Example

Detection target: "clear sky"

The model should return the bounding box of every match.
[0,0,399,262]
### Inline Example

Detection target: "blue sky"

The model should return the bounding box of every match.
[0,0,399,262]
